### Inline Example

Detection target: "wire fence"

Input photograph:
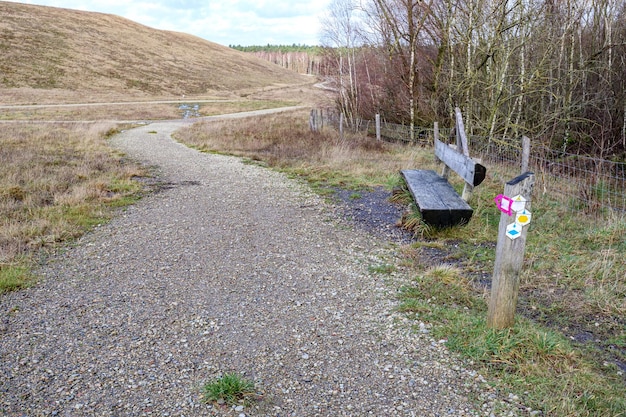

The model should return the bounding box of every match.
[473,137,626,213]
[316,109,626,214]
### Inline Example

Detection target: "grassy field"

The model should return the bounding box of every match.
[0,122,147,292]
[173,110,428,190]
[0,99,297,121]
[174,110,626,417]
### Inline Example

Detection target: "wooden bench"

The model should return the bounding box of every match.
[401,110,486,227]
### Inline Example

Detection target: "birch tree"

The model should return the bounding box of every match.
[321,0,363,130]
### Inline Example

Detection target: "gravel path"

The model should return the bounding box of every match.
[1,112,519,416]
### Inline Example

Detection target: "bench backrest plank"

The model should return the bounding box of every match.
[434,137,486,187]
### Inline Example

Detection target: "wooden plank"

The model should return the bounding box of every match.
[454,107,470,156]
[434,138,486,186]
[401,170,474,227]
[487,172,535,329]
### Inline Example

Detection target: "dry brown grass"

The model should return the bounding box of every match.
[174,109,432,189]
[0,2,310,104]
[0,122,146,291]
[0,100,300,122]
[0,104,181,121]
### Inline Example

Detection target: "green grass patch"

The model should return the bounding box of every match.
[202,373,257,406]
[368,263,397,275]
[437,313,626,416]
[0,264,33,293]
[399,264,626,416]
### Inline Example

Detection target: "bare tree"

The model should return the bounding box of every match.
[368,0,433,141]
[321,0,363,130]
[319,0,626,156]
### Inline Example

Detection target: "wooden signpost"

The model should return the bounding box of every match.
[488,172,535,329]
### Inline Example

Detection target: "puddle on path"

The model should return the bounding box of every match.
[178,103,200,119]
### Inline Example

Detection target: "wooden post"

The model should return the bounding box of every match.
[461,183,475,202]
[453,108,475,202]
[454,107,471,157]
[488,172,535,329]
[375,114,381,141]
[521,135,531,174]
[309,109,315,132]
[339,113,344,142]
[309,109,323,132]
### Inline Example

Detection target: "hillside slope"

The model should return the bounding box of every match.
[0,2,310,102]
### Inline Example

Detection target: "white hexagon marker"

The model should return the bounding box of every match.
[516,210,532,226]
[511,195,527,213]
[506,222,522,240]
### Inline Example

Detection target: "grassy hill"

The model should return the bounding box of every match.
[0,1,310,103]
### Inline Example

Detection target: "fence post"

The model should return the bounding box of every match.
[339,113,344,142]
[309,109,316,132]
[488,172,535,329]
[309,109,325,133]
[521,136,531,174]
[376,114,381,141]
[454,107,471,156]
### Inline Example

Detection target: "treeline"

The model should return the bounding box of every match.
[250,50,328,75]
[230,44,330,76]
[321,0,626,158]
[229,44,320,53]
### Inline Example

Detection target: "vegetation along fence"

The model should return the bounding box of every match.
[311,108,626,214]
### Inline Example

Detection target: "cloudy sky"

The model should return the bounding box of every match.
[5,0,332,46]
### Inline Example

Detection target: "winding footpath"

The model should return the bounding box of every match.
[1,110,514,416]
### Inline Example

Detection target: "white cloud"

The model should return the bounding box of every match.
[4,0,331,45]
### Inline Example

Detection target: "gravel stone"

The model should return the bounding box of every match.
[0,115,524,416]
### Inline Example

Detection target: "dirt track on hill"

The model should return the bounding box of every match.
[0,109,520,416]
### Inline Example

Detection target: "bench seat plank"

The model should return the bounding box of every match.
[401,169,474,227]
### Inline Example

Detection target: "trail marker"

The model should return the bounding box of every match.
[505,222,522,240]
[488,172,535,329]
[516,210,532,226]
[494,194,514,216]
[511,195,527,213]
